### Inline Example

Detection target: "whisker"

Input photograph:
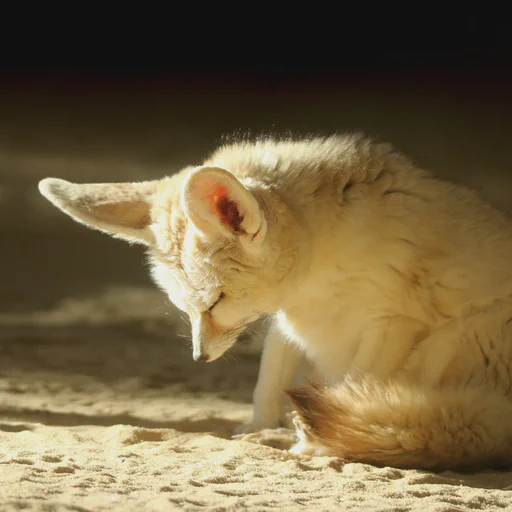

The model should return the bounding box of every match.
[242,327,265,341]
[221,352,237,364]
[179,314,191,326]
[225,353,237,364]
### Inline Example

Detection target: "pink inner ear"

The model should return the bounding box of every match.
[210,184,244,232]
[211,185,228,205]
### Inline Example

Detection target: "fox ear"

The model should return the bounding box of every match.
[38,178,159,245]
[181,166,267,250]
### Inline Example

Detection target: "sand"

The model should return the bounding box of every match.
[0,287,511,511]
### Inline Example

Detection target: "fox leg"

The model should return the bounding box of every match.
[234,321,303,434]
[403,296,512,394]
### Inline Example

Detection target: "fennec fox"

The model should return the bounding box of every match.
[39,134,512,470]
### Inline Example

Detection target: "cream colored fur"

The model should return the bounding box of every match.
[38,134,512,470]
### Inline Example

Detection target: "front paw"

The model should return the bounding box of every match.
[233,418,281,436]
[232,427,298,450]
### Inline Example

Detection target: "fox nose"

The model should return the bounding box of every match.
[193,353,210,363]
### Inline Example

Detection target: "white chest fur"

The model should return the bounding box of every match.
[276,259,435,383]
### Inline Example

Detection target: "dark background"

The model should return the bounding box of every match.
[1,16,511,313]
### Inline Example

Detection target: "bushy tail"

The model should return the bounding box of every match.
[286,376,512,470]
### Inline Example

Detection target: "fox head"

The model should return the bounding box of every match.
[38,164,301,362]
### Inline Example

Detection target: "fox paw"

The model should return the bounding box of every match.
[289,411,329,456]
[232,427,298,450]
[233,422,274,436]
[233,411,295,436]
[291,410,312,437]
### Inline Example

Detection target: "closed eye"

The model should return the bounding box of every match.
[207,292,225,314]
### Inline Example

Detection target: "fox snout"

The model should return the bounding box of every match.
[191,335,236,363]
[192,351,211,363]
[191,313,236,363]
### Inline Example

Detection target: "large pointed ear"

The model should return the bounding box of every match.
[38,178,159,245]
[181,166,267,250]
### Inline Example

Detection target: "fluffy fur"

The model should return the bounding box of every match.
[286,375,512,471]
[38,133,512,470]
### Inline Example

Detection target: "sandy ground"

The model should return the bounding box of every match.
[2,287,512,511]
[1,81,512,510]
